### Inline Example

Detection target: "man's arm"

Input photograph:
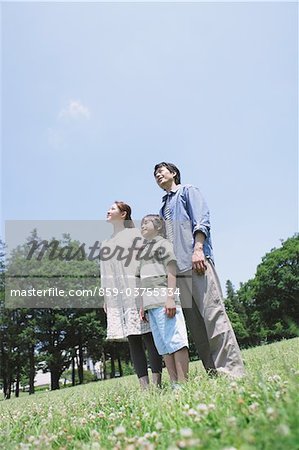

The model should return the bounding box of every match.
[184,185,210,239]
[184,186,210,274]
[192,231,207,274]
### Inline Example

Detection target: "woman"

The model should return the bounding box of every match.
[100,201,163,388]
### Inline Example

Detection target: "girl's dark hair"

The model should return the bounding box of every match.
[115,201,135,228]
[154,162,181,185]
[141,214,166,237]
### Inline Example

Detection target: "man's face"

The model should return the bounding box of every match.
[154,166,176,189]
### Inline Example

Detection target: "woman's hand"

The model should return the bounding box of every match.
[165,296,176,318]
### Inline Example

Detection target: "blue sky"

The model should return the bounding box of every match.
[2,2,298,291]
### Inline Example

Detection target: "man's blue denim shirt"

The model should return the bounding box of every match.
[159,184,214,273]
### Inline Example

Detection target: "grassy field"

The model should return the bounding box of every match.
[0,338,298,450]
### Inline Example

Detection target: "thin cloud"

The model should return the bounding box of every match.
[58,100,91,120]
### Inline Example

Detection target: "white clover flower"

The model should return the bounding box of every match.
[189,439,201,447]
[277,424,290,436]
[90,443,101,450]
[146,444,155,450]
[180,428,193,438]
[250,393,258,399]
[248,402,259,412]
[183,404,190,411]
[266,407,277,419]
[125,445,135,450]
[90,429,100,439]
[186,408,198,417]
[197,403,208,413]
[227,416,237,426]
[114,425,126,436]
[97,411,105,418]
[137,436,149,445]
[155,422,163,430]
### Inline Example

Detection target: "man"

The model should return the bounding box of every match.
[154,162,245,378]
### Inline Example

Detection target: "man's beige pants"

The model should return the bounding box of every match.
[177,260,245,378]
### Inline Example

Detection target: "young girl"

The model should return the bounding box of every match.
[138,214,189,388]
[100,202,163,389]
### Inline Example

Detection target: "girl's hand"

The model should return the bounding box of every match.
[165,297,176,318]
[140,308,148,322]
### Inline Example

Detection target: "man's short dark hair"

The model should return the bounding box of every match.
[154,162,181,185]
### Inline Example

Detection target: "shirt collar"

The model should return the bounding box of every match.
[162,184,181,201]
[144,235,164,245]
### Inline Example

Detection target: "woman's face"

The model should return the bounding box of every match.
[106,203,126,223]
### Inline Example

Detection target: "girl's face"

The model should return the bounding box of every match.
[141,218,158,239]
[106,203,126,223]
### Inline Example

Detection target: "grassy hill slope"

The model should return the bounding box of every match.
[0,338,298,450]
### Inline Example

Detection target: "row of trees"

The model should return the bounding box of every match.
[0,233,298,399]
[0,233,132,399]
[0,298,132,399]
[225,234,299,347]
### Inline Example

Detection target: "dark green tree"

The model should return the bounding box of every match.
[5,231,104,391]
[253,234,299,342]
[224,280,250,347]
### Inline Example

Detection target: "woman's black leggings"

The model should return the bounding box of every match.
[128,332,163,378]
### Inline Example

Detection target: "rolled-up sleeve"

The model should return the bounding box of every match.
[184,186,210,238]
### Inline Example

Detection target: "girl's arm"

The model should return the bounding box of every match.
[165,261,177,318]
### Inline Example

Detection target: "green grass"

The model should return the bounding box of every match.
[0,338,298,450]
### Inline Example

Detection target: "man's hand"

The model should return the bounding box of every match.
[192,245,207,274]
[165,296,176,318]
